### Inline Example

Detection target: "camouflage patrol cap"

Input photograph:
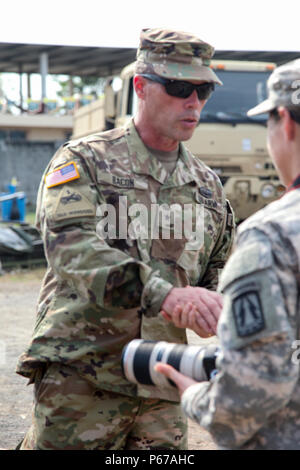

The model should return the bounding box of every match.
[248,58,300,116]
[135,28,222,85]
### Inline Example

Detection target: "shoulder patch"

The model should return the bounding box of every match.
[45,162,80,188]
[53,186,96,221]
[232,289,265,337]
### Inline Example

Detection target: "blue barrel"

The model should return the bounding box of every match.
[1,196,12,221]
[1,185,26,222]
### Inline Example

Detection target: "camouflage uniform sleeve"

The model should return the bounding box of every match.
[199,200,235,290]
[37,145,173,314]
[181,228,298,448]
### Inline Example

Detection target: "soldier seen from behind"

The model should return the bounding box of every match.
[156,58,300,450]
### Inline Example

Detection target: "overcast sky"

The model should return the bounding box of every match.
[1,0,300,51]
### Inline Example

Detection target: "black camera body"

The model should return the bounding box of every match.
[122,339,219,389]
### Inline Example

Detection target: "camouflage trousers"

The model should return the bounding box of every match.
[20,363,187,450]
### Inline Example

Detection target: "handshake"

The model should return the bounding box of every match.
[160,286,223,337]
[121,286,223,395]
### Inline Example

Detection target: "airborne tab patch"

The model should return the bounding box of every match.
[233,291,265,337]
[45,161,80,188]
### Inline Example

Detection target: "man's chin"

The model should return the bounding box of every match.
[178,129,197,142]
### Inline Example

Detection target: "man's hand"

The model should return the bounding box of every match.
[161,303,212,337]
[160,286,222,336]
[154,362,198,397]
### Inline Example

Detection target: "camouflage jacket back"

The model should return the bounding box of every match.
[16,119,234,402]
[182,187,300,448]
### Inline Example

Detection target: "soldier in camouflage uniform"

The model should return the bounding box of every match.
[156,59,300,449]
[16,28,234,450]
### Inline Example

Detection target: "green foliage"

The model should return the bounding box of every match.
[54,75,106,98]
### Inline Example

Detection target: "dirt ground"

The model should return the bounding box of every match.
[0,267,217,450]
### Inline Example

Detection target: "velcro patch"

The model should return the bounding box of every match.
[233,290,265,337]
[45,161,80,188]
[53,186,96,221]
[97,173,148,190]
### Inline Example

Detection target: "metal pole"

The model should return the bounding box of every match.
[19,63,23,112]
[39,52,48,101]
[68,76,74,96]
[27,73,31,99]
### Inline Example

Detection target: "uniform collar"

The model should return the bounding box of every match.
[125,118,197,186]
[286,174,300,193]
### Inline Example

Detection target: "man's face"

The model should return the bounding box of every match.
[134,75,208,145]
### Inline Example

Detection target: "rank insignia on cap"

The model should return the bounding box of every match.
[45,161,80,188]
[233,291,265,337]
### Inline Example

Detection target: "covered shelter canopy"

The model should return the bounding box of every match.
[0,42,299,77]
[0,43,137,77]
[0,42,299,112]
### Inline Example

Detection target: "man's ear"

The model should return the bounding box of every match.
[134,75,146,99]
[278,106,296,141]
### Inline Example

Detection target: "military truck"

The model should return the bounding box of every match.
[72,60,285,221]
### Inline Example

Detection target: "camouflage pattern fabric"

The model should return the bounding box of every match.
[181,187,300,449]
[16,118,234,449]
[135,28,222,85]
[248,58,300,116]
[20,363,187,450]
[17,118,234,402]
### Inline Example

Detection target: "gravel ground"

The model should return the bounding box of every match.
[0,267,217,450]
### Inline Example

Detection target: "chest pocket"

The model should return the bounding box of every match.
[96,172,150,262]
[175,189,225,285]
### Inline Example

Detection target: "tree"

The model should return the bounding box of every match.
[54,75,106,98]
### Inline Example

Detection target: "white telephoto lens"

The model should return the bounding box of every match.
[122,339,143,384]
[149,341,176,388]
[180,345,205,379]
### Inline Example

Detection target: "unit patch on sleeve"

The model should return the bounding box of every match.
[53,186,96,221]
[45,161,80,188]
[232,290,265,337]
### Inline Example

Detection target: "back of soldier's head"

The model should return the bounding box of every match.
[248,58,300,122]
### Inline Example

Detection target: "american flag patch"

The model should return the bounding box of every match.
[45,161,80,188]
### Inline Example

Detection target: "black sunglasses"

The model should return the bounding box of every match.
[140,74,215,100]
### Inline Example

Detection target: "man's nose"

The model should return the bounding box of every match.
[184,90,202,108]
